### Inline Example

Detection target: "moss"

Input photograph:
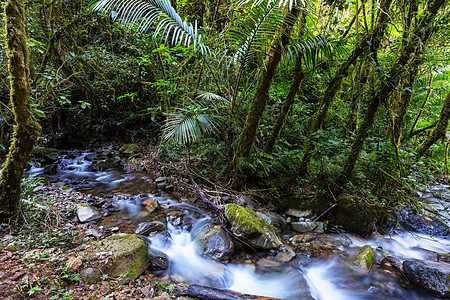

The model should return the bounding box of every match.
[225,204,282,249]
[350,245,375,272]
[82,234,149,283]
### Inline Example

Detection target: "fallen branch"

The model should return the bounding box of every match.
[172,284,287,300]
[189,174,221,215]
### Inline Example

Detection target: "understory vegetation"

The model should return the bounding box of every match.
[0,0,449,218]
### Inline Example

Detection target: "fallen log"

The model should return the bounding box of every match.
[172,283,287,300]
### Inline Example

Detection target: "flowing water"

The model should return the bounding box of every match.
[29,151,449,299]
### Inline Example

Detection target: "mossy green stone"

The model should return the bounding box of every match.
[225,204,283,250]
[81,233,149,284]
[350,245,376,272]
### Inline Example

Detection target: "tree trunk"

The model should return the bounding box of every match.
[233,8,300,167]
[0,0,41,219]
[344,60,369,136]
[264,52,304,154]
[341,0,445,182]
[417,89,450,159]
[264,13,306,154]
[298,0,393,176]
[387,61,419,146]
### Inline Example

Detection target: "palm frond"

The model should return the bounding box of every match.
[285,34,332,67]
[228,0,288,65]
[238,0,306,10]
[162,107,222,145]
[92,0,210,56]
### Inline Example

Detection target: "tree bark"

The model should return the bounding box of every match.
[233,7,300,168]
[417,89,450,158]
[264,51,304,154]
[341,0,445,182]
[172,283,286,300]
[344,59,369,136]
[298,0,393,176]
[0,0,41,219]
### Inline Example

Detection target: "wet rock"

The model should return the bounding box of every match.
[438,253,450,264]
[76,204,102,223]
[43,163,58,175]
[291,221,325,234]
[350,245,376,272]
[399,211,450,238]
[142,198,160,213]
[256,210,287,232]
[148,248,169,271]
[78,234,150,284]
[97,157,122,170]
[236,195,256,209]
[291,233,352,249]
[403,260,450,298]
[119,144,142,157]
[135,221,165,236]
[275,245,296,263]
[285,208,313,218]
[225,204,283,250]
[167,210,194,229]
[329,194,379,236]
[256,257,282,270]
[194,223,234,263]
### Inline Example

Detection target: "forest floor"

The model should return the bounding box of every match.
[0,184,181,300]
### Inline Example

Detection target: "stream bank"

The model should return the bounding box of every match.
[1,145,449,299]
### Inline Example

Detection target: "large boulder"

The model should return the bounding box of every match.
[119,144,142,157]
[194,222,234,263]
[225,204,283,250]
[403,260,450,298]
[330,194,379,236]
[78,234,150,284]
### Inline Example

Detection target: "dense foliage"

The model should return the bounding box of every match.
[1,0,450,214]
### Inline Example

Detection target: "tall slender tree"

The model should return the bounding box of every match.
[233,4,301,167]
[298,0,393,176]
[417,89,450,159]
[341,0,446,182]
[0,0,42,219]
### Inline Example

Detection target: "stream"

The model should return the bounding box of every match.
[29,150,449,300]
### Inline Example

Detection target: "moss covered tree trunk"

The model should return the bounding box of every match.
[298,0,392,176]
[264,14,306,154]
[233,8,300,167]
[0,0,41,219]
[344,60,369,136]
[264,51,304,154]
[341,0,445,183]
[417,90,450,159]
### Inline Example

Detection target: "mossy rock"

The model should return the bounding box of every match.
[350,245,376,272]
[32,147,61,162]
[225,204,283,250]
[119,144,142,157]
[79,233,149,284]
[330,193,379,236]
